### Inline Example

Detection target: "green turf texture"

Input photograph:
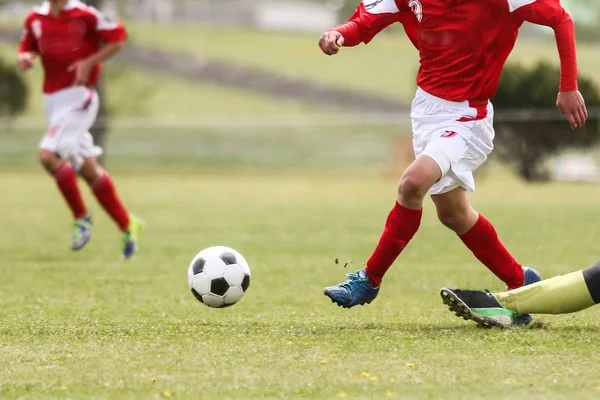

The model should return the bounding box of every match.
[1,167,600,400]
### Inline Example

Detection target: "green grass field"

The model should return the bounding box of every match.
[2,166,600,400]
[2,17,600,400]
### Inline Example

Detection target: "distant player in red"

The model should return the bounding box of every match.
[320,0,588,325]
[18,0,144,258]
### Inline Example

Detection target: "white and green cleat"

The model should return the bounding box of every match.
[72,215,93,251]
[122,215,145,260]
[440,288,517,328]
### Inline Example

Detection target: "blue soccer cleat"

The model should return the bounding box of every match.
[324,269,380,308]
[71,214,93,251]
[121,215,145,260]
[512,266,542,326]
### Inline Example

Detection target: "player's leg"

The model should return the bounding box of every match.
[431,188,534,290]
[324,90,463,308]
[323,152,441,308]
[50,86,143,258]
[364,155,441,281]
[68,87,143,258]
[430,153,541,325]
[496,261,600,315]
[79,156,129,232]
[440,260,600,328]
[38,149,87,219]
[39,123,92,251]
[79,156,143,259]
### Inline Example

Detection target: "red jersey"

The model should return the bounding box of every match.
[332,0,577,116]
[18,0,127,94]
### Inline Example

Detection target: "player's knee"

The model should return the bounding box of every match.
[398,173,427,201]
[38,149,61,172]
[437,208,469,232]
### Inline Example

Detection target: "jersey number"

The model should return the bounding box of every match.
[409,0,423,22]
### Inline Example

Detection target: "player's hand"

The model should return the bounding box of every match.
[17,52,35,71]
[68,58,95,86]
[557,90,588,130]
[318,31,344,56]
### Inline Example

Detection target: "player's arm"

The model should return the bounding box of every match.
[69,7,128,85]
[319,0,403,55]
[17,15,38,72]
[510,0,587,129]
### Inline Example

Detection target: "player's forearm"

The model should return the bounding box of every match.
[85,41,124,65]
[330,21,364,47]
[553,15,578,92]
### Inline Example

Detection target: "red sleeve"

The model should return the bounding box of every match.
[18,14,38,53]
[511,0,577,91]
[88,7,128,43]
[330,1,404,46]
[398,12,419,50]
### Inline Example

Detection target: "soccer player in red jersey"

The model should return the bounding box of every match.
[320,0,588,324]
[17,0,144,259]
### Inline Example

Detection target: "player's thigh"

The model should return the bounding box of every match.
[40,116,100,170]
[39,89,99,145]
[401,154,444,191]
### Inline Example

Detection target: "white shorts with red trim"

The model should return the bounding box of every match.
[411,88,495,195]
[40,86,101,171]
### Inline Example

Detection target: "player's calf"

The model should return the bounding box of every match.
[41,154,92,251]
[81,158,144,258]
[79,157,104,186]
[434,192,478,235]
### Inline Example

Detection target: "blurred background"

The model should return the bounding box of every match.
[0,0,599,182]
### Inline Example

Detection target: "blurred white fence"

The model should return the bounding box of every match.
[2,111,599,183]
[3,107,599,129]
[124,0,338,33]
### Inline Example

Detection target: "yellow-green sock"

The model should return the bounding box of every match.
[494,262,600,315]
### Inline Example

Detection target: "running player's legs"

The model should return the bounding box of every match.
[38,87,141,257]
[411,91,536,308]
[324,90,481,307]
[38,86,99,249]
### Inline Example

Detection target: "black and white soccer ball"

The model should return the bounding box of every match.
[187,246,251,308]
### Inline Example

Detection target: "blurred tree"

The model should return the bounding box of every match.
[575,23,600,42]
[493,62,600,182]
[0,57,28,121]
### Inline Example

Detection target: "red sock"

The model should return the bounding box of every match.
[91,173,130,231]
[365,202,423,287]
[52,163,87,219]
[459,214,524,289]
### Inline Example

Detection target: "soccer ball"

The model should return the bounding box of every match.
[187,246,251,308]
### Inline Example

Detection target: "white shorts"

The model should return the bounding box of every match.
[40,86,102,171]
[411,88,495,195]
